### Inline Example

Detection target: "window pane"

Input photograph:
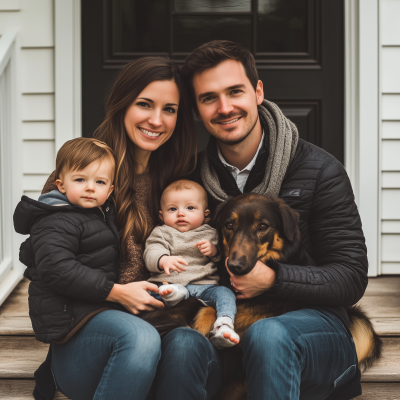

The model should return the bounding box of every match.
[173,16,252,53]
[257,0,308,53]
[113,0,169,53]
[173,0,251,12]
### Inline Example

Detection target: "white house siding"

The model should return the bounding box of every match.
[0,0,55,200]
[380,0,400,274]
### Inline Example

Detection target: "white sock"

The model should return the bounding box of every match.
[159,284,189,307]
[209,316,240,349]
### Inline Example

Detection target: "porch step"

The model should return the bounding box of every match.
[0,317,33,335]
[360,338,400,382]
[0,382,399,400]
[0,337,48,378]
[359,383,400,399]
[0,380,67,400]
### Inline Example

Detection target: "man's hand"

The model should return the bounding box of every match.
[226,258,276,299]
[194,240,217,257]
[159,255,188,275]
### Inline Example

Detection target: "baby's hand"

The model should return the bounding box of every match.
[194,240,217,257]
[159,256,188,275]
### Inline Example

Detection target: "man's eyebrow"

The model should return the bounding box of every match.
[198,84,246,101]
[137,97,178,107]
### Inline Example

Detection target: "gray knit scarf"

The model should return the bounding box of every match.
[201,99,299,202]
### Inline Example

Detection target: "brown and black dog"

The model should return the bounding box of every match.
[141,193,382,399]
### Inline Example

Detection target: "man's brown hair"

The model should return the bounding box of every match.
[55,137,115,181]
[180,40,259,110]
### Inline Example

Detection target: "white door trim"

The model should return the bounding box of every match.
[345,0,380,276]
[54,0,82,152]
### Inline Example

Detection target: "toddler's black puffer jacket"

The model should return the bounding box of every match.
[14,195,121,343]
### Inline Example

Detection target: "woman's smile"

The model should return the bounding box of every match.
[138,126,163,139]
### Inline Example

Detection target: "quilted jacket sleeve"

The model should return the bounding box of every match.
[31,215,114,303]
[267,159,368,306]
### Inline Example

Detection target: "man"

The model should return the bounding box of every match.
[153,41,367,400]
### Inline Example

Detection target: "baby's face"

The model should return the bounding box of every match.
[160,188,208,232]
[56,158,114,208]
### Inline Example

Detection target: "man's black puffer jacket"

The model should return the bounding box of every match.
[189,115,368,330]
[13,194,120,344]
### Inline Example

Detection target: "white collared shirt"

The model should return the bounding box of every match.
[217,132,264,193]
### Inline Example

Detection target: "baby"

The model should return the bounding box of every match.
[144,179,239,349]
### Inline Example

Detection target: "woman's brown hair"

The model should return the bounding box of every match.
[94,57,196,253]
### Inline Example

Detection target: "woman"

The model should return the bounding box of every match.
[38,57,197,400]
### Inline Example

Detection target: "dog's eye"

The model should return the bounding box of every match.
[258,224,268,231]
[226,222,234,230]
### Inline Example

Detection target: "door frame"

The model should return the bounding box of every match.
[56,0,381,275]
[344,0,380,276]
[54,0,82,152]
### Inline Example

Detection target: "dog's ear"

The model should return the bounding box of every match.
[279,201,299,242]
[211,201,228,228]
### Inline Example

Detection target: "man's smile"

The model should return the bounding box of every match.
[217,117,242,125]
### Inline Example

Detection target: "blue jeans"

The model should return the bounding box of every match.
[152,283,237,321]
[153,309,358,400]
[51,310,161,400]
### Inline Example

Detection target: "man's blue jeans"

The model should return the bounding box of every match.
[152,308,358,400]
[51,310,161,400]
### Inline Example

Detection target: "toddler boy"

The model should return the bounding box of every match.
[144,179,239,349]
[14,137,119,343]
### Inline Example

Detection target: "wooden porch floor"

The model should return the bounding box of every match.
[0,277,400,399]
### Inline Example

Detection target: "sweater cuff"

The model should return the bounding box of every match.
[146,251,170,273]
[101,280,115,302]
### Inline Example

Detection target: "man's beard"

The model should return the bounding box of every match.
[214,113,259,146]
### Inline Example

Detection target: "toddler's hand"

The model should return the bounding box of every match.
[159,256,188,275]
[194,240,217,257]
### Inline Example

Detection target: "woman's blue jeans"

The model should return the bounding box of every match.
[51,310,161,400]
[152,308,358,400]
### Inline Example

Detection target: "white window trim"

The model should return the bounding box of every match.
[345,0,380,276]
[54,0,82,152]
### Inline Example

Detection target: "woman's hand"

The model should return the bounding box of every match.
[106,282,164,315]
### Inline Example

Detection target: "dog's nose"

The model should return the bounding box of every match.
[227,258,247,276]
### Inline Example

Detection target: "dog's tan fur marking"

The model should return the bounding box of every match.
[257,242,269,259]
[272,233,284,251]
[192,306,217,337]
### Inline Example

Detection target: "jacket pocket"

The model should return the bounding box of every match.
[333,364,357,388]
[280,188,302,198]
